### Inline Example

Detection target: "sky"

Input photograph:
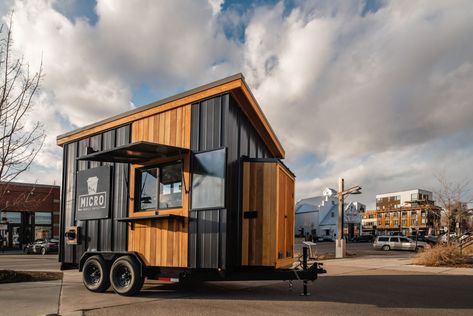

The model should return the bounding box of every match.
[1,0,472,209]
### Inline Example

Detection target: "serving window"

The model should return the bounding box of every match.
[136,161,183,211]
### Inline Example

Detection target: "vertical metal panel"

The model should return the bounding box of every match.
[63,142,77,263]
[219,209,227,268]
[223,97,240,267]
[113,125,130,251]
[189,95,226,269]
[188,211,198,268]
[191,104,200,151]
[200,100,208,150]
[197,209,220,269]
[76,138,90,256]
[239,117,249,157]
[88,134,102,251]
[249,129,257,157]
[59,145,67,263]
[196,97,223,151]
[100,130,115,251]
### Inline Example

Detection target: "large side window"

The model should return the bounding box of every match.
[137,161,182,211]
[191,148,226,209]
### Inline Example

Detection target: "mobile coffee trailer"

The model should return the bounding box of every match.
[57,74,325,296]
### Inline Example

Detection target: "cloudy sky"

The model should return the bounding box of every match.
[1,0,472,209]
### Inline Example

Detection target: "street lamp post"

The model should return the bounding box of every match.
[336,177,362,259]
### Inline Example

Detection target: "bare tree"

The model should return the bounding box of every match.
[0,14,45,188]
[434,172,472,244]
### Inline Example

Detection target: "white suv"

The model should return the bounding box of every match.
[373,236,430,252]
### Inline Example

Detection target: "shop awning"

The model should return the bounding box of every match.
[77,141,188,164]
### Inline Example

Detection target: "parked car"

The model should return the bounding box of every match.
[422,235,439,245]
[24,238,59,255]
[373,236,430,252]
[458,232,472,243]
[353,235,374,243]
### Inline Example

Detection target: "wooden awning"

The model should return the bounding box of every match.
[77,141,188,164]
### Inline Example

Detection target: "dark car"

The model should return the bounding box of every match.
[353,235,374,243]
[24,238,59,255]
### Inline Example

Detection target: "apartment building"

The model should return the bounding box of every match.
[373,189,441,236]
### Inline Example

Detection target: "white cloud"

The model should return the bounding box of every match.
[208,0,223,15]
[1,0,473,209]
[242,0,473,207]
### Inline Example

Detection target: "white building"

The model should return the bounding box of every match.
[376,189,433,210]
[295,188,366,240]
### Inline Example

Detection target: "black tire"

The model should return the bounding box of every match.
[82,255,111,292]
[110,256,144,296]
[41,247,47,255]
[382,245,390,251]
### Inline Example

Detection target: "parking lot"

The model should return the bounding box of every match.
[1,243,472,316]
[295,238,419,259]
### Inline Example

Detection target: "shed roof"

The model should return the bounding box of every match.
[56,73,285,158]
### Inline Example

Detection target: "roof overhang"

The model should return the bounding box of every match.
[77,141,188,164]
[57,73,285,158]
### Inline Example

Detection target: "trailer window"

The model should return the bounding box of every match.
[137,162,183,211]
[159,163,182,209]
[191,148,226,209]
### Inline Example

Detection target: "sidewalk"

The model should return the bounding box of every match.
[321,255,473,276]
[0,279,62,316]
[58,255,473,315]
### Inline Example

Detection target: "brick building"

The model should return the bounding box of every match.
[0,182,60,249]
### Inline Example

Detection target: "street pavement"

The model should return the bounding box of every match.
[0,253,60,271]
[0,254,61,316]
[1,246,473,316]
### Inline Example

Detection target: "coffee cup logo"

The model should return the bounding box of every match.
[76,166,111,220]
[87,176,99,194]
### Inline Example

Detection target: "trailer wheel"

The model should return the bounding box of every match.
[110,256,144,296]
[82,255,110,292]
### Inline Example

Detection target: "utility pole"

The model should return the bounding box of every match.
[336,177,362,259]
[336,178,345,258]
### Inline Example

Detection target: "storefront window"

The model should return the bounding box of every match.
[35,212,52,225]
[0,211,21,224]
[137,162,183,211]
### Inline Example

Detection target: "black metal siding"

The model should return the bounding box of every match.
[189,95,227,269]
[59,125,130,265]
[189,93,272,270]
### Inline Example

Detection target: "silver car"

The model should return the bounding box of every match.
[373,236,430,252]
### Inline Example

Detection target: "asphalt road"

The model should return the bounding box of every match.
[296,238,419,258]
[78,256,473,316]
[0,253,60,271]
[1,245,473,316]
